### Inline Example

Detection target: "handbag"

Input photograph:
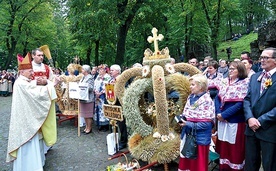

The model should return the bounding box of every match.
[181,124,197,159]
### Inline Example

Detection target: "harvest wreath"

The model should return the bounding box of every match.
[114,28,201,165]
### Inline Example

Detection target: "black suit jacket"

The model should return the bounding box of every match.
[244,71,276,143]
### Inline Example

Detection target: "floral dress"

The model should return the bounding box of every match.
[94,73,111,126]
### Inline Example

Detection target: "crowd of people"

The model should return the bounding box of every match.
[5,46,276,171]
[0,70,16,96]
[178,47,276,171]
[6,47,133,171]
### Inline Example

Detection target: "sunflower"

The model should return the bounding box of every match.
[264,78,272,89]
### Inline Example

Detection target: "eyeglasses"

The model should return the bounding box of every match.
[228,67,237,71]
[259,56,275,61]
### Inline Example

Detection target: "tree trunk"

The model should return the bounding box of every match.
[3,1,40,70]
[181,0,194,62]
[94,39,100,66]
[228,15,233,39]
[247,15,254,31]
[115,0,145,65]
[5,51,15,70]
[86,46,92,65]
[184,14,190,62]
[200,0,222,61]
[211,40,218,61]
[115,25,128,65]
[247,1,254,31]
[4,10,17,70]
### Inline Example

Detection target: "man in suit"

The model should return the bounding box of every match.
[108,64,128,150]
[244,47,276,171]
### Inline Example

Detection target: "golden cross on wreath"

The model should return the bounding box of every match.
[147,27,164,55]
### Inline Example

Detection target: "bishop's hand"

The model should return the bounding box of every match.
[36,77,47,85]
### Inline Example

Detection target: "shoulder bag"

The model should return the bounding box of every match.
[181,123,197,159]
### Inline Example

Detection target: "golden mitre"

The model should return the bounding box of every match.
[17,53,32,70]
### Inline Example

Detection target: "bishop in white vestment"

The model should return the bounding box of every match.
[6,53,57,171]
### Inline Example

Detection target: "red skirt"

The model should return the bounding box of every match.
[178,145,209,171]
[216,122,245,171]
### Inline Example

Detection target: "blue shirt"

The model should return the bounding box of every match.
[189,92,206,105]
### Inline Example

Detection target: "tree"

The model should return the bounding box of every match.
[164,0,211,61]
[240,0,272,31]
[0,0,57,70]
[115,0,148,65]
[199,0,224,61]
[67,0,117,66]
[124,0,171,66]
[2,0,274,70]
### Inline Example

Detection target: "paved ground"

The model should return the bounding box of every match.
[0,95,182,171]
[0,95,220,171]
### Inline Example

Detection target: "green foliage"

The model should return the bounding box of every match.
[67,0,117,66]
[0,0,273,70]
[217,32,257,60]
[124,0,171,66]
[0,0,68,69]
[218,0,242,39]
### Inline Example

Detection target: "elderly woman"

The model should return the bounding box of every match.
[178,74,215,171]
[215,61,249,171]
[79,65,95,134]
[94,64,111,131]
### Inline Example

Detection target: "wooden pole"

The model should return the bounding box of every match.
[164,163,169,171]
[77,99,80,137]
[113,121,119,153]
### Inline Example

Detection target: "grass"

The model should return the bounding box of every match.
[217,33,258,61]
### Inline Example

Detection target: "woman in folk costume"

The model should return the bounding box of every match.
[94,64,111,131]
[7,53,57,171]
[79,65,95,134]
[215,61,249,171]
[204,60,224,100]
[178,74,215,171]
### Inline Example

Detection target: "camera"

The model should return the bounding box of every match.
[174,115,187,123]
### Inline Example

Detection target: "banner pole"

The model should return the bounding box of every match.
[113,121,119,153]
[78,99,80,137]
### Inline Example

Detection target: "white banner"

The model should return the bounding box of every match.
[78,83,89,100]
[69,82,79,99]
[68,82,89,100]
